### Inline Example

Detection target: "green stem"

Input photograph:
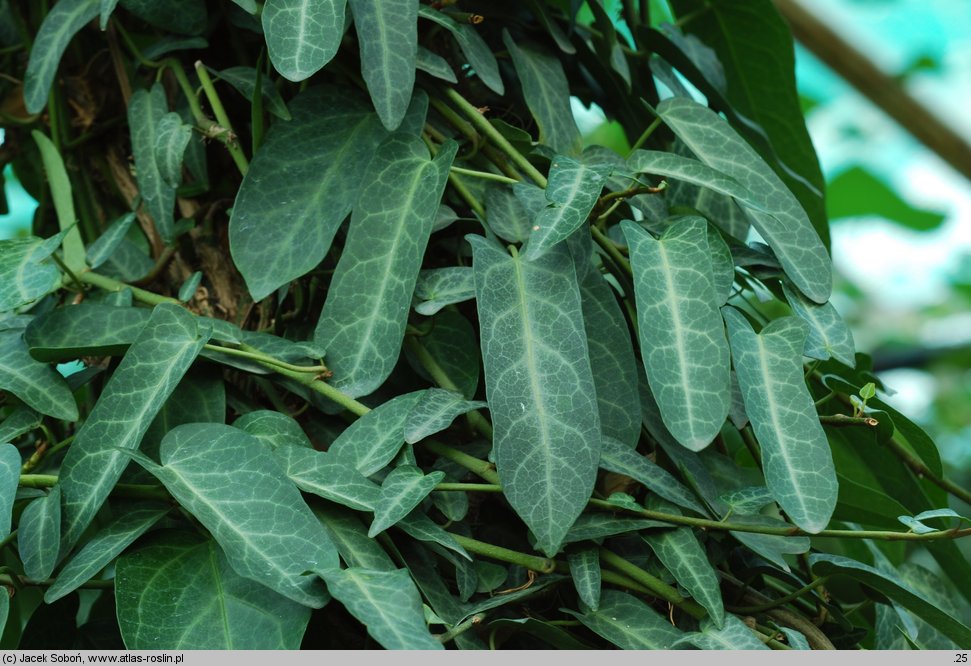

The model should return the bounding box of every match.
[448,533,556,573]
[590,225,632,275]
[630,116,662,152]
[449,166,519,184]
[438,613,486,644]
[741,426,763,466]
[0,573,112,590]
[195,61,249,176]
[818,414,879,427]
[422,441,500,485]
[0,530,17,551]
[205,344,329,375]
[599,548,706,619]
[265,360,370,418]
[435,483,503,493]
[730,577,830,613]
[79,269,179,306]
[19,475,170,501]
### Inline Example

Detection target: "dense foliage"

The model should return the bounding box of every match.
[0,0,969,650]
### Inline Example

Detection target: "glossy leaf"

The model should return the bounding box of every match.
[599,436,706,514]
[19,486,61,580]
[86,212,136,269]
[657,97,832,303]
[262,0,346,81]
[131,423,336,607]
[568,546,601,611]
[643,525,724,627]
[470,237,600,556]
[234,410,311,450]
[45,503,169,603]
[525,157,608,260]
[0,445,20,540]
[0,330,78,421]
[723,308,837,533]
[417,6,502,94]
[676,615,769,650]
[275,447,379,512]
[0,234,64,312]
[404,389,487,444]
[32,132,86,273]
[623,219,731,450]
[329,391,423,476]
[414,267,475,316]
[502,30,581,155]
[116,531,310,649]
[230,87,387,301]
[214,66,292,120]
[57,304,210,552]
[23,0,99,113]
[369,466,445,537]
[129,84,176,243]
[154,112,192,188]
[321,567,442,650]
[565,589,684,649]
[782,282,856,366]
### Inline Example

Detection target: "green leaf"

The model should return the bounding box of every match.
[45,503,169,603]
[230,87,387,300]
[485,184,531,244]
[706,224,735,304]
[414,267,475,316]
[728,515,811,571]
[116,531,310,648]
[314,504,395,571]
[262,0,346,81]
[25,304,148,361]
[626,150,765,209]
[276,447,380,512]
[0,408,40,444]
[396,511,469,561]
[314,136,456,397]
[234,410,311,450]
[31,132,86,273]
[524,157,608,260]
[416,47,455,83]
[417,7,503,94]
[321,567,442,650]
[132,423,336,607]
[411,310,479,400]
[118,0,205,34]
[782,283,855,366]
[675,615,769,650]
[622,219,731,450]
[599,436,707,514]
[723,309,836,533]
[369,466,445,537]
[23,0,99,114]
[153,112,192,188]
[57,304,210,552]
[718,486,774,515]
[177,271,202,302]
[86,212,136,269]
[781,628,811,650]
[563,513,667,544]
[0,444,20,540]
[328,391,423,476]
[565,589,684,649]
[348,0,417,130]
[470,237,600,556]
[827,166,945,232]
[128,84,176,244]
[643,525,724,627]
[99,0,120,29]
[502,30,581,155]
[568,545,601,611]
[898,508,969,534]
[809,553,971,647]
[404,389,487,444]
[19,486,61,580]
[0,330,78,421]
[213,66,292,120]
[656,97,832,303]
[0,234,64,312]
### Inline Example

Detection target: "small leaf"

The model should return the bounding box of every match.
[565,589,685,649]
[369,466,445,537]
[568,546,602,610]
[417,7,502,94]
[118,0,206,34]
[153,112,192,188]
[23,0,99,113]
[404,389,487,444]
[0,409,41,444]
[416,47,456,83]
[86,212,136,269]
[525,157,609,260]
[485,184,531,243]
[898,508,969,534]
[0,234,64,312]
[128,84,176,243]
[718,486,775,515]
[396,511,469,561]
[328,391,424,476]
[19,486,61,580]
[213,66,291,120]
[675,615,769,650]
[234,410,311,450]
[0,445,21,541]
[414,267,476,316]
[275,446,380,512]
[262,0,346,81]
[860,382,877,400]
[599,436,707,514]
[643,523,725,627]
[0,330,78,421]
[782,282,856,366]
[177,271,202,302]
[32,132,86,273]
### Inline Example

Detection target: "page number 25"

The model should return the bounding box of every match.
[955,655,968,663]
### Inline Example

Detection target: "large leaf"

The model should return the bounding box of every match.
[348,0,417,130]
[675,615,769,650]
[565,589,684,649]
[262,0,346,81]
[0,444,19,540]
[417,6,502,94]
[131,423,335,607]
[368,466,445,537]
[723,309,836,533]
[0,235,63,312]
[563,513,667,544]
[116,531,310,649]
[470,237,600,556]
[23,0,99,113]
[643,524,724,627]
[524,157,608,259]
[404,389,487,444]
[782,283,855,366]
[656,97,831,303]
[321,567,442,650]
[328,391,423,476]
[599,436,706,514]
[314,136,456,397]
[622,219,730,450]
[230,87,387,301]
[57,304,210,552]
[502,30,581,155]
[45,503,169,603]
[19,486,61,580]
[0,330,78,421]
[129,84,176,243]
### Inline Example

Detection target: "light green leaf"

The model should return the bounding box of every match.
[524,156,608,260]
[118,0,206,34]
[718,486,774,515]
[262,0,346,81]
[898,508,969,535]
[348,0,417,130]
[329,391,423,476]
[57,304,210,552]
[230,87,387,300]
[599,436,707,514]
[568,545,601,611]
[0,445,20,541]
[417,6,502,94]
[86,212,136,269]
[626,150,765,209]
[313,504,395,571]
[230,0,257,12]
[565,589,685,649]
[782,282,856,366]
[32,132,86,273]
[0,409,40,444]
[274,447,380,512]
[409,310,479,399]
[154,112,192,188]
[810,553,971,647]
[19,486,61,580]
[416,46,455,83]
[675,615,769,650]
[368,466,445,537]
[214,66,292,120]
[563,513,667,544]
[234,410,311,450]
[0,331,78,421]
[470,237,600,556]
[643,525,724,627]
[502,30,581,155]
[314,136,456,398]
[321,567,442,650]
[129,84,176,244]
[23,0,99,113]
[0,234,64,312]
[45,503,169,603]
[414,267,475,316]
[657,97,831,303]
[723,309,836,533]
[134,423,336,607]
[485,184,531,243]
[622,219,731,450]
[116,531,310,648]
[404,388,487,444]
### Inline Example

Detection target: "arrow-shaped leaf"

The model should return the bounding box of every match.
[328,391,424,476]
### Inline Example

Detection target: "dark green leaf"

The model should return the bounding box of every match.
[675,615,768,649]
[119,0,205,34]
[19,486,61,580]
[563,513,666,544]
[153,112,192,188]
[417,6,503,94]
[0,234,63,312]
[568,545,601,610]
[404,389,487,444]
[276,447,379,511]
[643,524,724,627]
[234,410,311,450]
[328,391,423,476]
[23,0,99,114]
[129,84,176,243]
[565,589,684,649]
[369,465,444,537]
[0,408,40,444]
[782,282,855,366]
[599,436,707,514]
[314,504,395,571]
[414,267,475,316]
[214,66,292,120]
[0,330,78,421]
[0,444,20,540]
[524,157,608,259]
[262,0,345,80]
[86,212,136,269]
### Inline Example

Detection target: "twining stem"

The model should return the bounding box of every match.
[206,343,329,375]
[195,61,249,176]
[437,614,486,644]
[818,414,879,427]
[730,577,830,614]
[423,441,500,485]
[435,483,503,493]
[589,225,632,275]
[450,166,519,184]
[599,548,706,619]
[449,533,556,573]
[79,269,179,306]
[630,117,662,152]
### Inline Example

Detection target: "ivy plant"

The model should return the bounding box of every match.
[0,0,969,651]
